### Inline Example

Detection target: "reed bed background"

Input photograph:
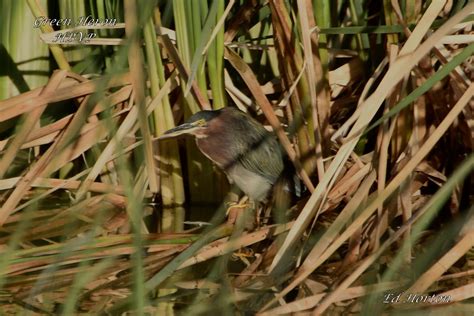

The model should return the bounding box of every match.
[0,0,473,314]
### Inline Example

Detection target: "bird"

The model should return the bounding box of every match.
[158,107,289,203]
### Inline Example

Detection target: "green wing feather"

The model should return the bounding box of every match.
[228,109,284,184]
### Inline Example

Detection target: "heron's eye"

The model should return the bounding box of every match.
[196,119,207,127]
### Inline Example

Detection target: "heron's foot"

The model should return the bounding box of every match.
[226,197,250,210]
[231,248,254,266]
[226,197,251,225]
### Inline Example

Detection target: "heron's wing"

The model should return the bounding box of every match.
[233,120,284,184]
[216,108,284,184]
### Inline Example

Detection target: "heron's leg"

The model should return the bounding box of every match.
[258,203,272,226]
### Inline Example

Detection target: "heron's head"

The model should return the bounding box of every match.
[158,110,221,140]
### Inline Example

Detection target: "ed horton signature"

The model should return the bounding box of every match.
[383,292,452,304]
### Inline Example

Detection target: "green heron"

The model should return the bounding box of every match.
[158,107,288,203]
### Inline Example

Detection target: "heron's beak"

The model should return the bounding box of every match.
[157,122,201,140]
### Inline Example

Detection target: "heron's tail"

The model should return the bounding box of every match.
[272,159,300,223]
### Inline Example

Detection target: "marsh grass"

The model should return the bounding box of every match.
[0,0,473,314]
